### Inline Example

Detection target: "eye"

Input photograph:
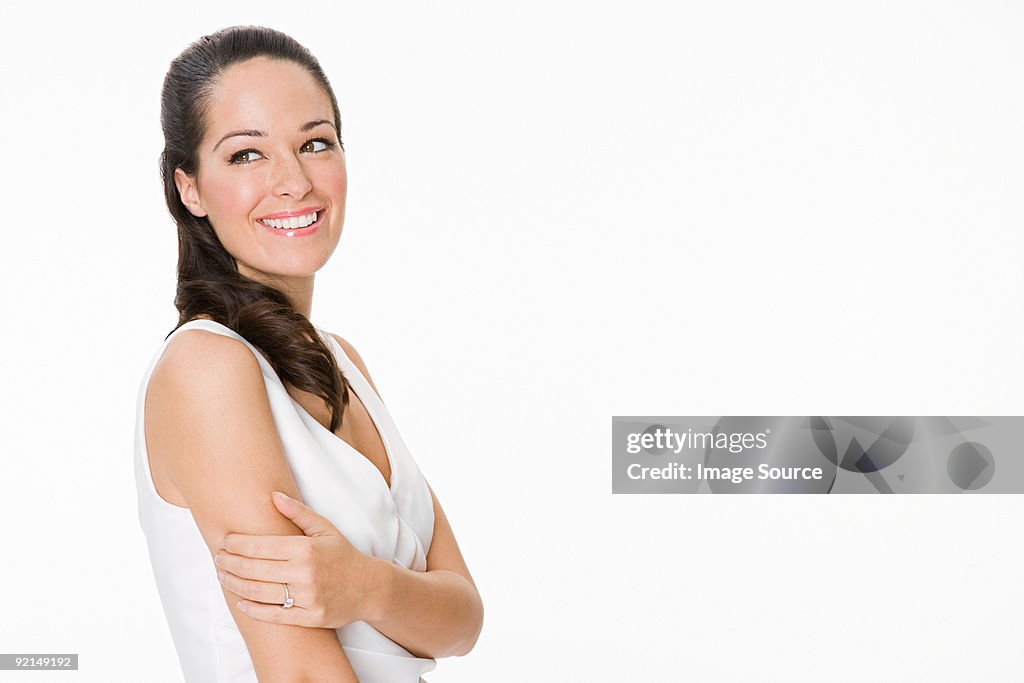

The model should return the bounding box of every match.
[229,149,262,165]
[300,138,336,154]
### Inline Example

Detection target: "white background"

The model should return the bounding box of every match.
[1,1,1022,681]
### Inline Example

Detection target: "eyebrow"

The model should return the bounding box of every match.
[212,119,336,152]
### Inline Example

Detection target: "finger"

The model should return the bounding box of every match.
[271,491,338,537]
[222,532,307,561]
[236,599,317,627]
[215,550,293,583]
[218,569,301,606]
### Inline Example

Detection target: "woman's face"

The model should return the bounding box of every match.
[174,57,347,292]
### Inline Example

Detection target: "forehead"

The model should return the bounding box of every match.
[203,57,334,145]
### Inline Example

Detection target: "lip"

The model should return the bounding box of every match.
[256,206,325,220]
[256,208,325,238]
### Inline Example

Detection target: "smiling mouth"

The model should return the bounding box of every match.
[259,209,320,230]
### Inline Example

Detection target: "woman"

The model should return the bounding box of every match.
[133,25,483,682]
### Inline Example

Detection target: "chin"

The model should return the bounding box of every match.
[278,254,333,276]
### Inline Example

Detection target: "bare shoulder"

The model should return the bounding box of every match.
[155,327,261,386]
[327,332,382,398]
[148,329,267,438]
[145,328,269,499]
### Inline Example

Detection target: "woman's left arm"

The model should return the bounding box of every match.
[220,486,483,658]
[333,335,483,657]
[216,334,483,659]
[364,480,484,658]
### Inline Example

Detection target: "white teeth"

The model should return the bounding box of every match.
[260,211,318,229]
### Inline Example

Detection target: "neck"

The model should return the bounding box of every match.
[238,264,315,319]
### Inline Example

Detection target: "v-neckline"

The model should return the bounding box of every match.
[177,318,398,496]
[300,330,397,495]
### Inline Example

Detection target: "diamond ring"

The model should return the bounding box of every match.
[282,583,294,609]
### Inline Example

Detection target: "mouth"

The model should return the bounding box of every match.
[256,207,324,238]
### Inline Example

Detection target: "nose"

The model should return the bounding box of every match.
[271,153,313,199]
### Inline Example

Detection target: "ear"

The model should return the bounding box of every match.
[173,167,208,218]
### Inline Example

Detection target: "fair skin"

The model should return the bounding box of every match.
[148,56,481,681]
[214,336,482,659]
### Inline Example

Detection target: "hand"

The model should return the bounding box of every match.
[215,491,389,629]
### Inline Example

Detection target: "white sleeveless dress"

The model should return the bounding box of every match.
[133,319,437,682]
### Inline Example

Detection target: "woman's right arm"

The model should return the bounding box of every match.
[145,329,358,683]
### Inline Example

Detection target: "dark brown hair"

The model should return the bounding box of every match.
[159,25,349,432]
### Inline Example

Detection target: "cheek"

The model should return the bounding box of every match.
[322,164,348,202]
[202,172,264,225]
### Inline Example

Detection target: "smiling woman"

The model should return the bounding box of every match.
[133,26,482,683]
[171,55,348,315]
